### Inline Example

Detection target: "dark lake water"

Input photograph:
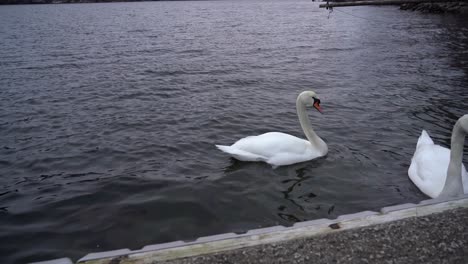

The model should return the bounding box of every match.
[1,1,467,263]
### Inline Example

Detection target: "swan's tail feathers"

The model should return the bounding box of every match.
[215,145,266,162]
[216,145,234,154]
[417,130,434,147]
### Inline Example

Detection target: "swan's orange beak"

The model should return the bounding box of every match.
[313,101,323,113]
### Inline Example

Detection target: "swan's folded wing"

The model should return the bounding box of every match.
[231,132,310,158]
[416,130,434,148]
[408,145,450,198]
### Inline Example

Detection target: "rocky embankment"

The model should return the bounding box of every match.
[400,1,468,13]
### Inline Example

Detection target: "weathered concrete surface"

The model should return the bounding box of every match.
[160,208,468,264]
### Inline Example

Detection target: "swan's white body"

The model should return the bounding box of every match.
[216,91,328,167]
[217,132,325,167]
[408,130,468,198]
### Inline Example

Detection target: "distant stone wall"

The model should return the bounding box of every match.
[400,1,468,13]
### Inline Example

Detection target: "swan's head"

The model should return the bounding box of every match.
[299,91,322,113]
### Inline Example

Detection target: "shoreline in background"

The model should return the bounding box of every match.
[1,0,467,14]
[400,1,468,13]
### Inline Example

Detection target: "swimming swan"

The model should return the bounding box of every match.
[408,114,468,198]
[216,91,328,167]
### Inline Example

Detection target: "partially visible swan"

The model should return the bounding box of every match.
[216,91,328,167]
[408,114,468,198]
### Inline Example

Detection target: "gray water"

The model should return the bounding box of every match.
[0,1,467,263]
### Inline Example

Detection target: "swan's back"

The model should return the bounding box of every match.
[232,132,311,157]
[409,143,450,198]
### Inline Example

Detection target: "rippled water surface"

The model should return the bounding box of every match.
[1,1,468,263]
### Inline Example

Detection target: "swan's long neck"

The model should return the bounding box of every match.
[296,96,326,152]
[440,115,468,198]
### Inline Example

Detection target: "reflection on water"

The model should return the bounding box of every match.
[0,1,467,263]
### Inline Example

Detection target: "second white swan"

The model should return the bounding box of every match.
[408,114,468,198]
[216,91,328,167]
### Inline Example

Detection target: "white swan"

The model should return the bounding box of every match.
[216,91,328,167]
[408,114,468,198]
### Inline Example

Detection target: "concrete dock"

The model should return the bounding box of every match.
[161,207,468,264]
[33,195,468,264]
